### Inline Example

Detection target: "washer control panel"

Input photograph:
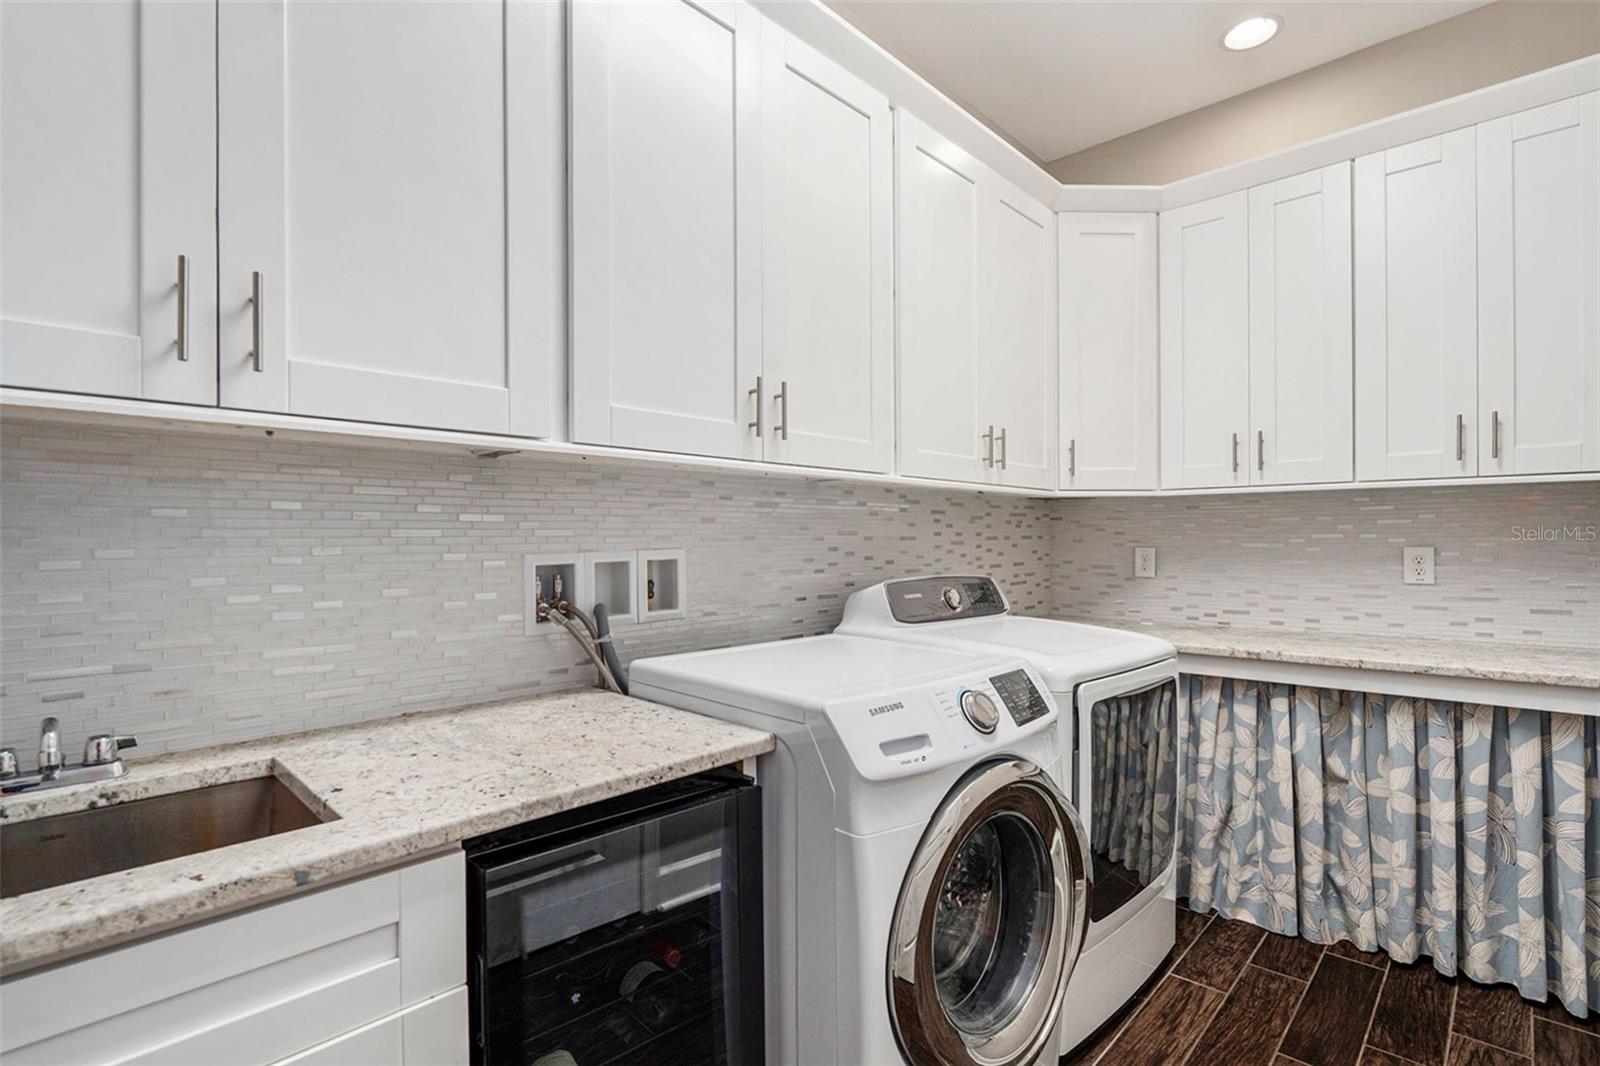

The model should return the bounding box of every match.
[820,660,1059,781]
[884,576,1008,624]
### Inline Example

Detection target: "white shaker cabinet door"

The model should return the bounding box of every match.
[218,0,558,437]
[897,113,992,485]
[1354,128,1478,480]
[1159,192,1251,488]
[1478,92,1600,475]
[982,179,1058,491]
[760,30,893,473]
[0,0,216,404]
[1247,162,1354,486]
[570,0,763,461]
[1058,213,1157,491]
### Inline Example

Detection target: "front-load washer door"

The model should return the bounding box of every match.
[887,759,1091,1066]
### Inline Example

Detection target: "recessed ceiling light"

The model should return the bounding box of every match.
[1222,15,1282,51]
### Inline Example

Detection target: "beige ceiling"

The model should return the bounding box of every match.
[824,0,1494,163]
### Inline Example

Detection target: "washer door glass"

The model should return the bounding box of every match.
[889,759,1091,1066]
[933,813,1052,1037]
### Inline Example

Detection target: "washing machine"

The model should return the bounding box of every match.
[630,634,1092,1066]
[837,577,1181,1057]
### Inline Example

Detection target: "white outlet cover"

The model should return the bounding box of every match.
[1403,546,1436,586]
[1133,546,1157,579]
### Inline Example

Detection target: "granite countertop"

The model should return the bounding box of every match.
[0,690,774,973]
[1088,620,1599,689]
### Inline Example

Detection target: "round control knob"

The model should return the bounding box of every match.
[940,585,964,612]
[959,690,1000,734]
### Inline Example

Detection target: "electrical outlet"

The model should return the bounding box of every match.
[1133,547,1157,579]
[1403,546,1436,585]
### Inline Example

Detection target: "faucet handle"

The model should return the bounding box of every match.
[0,748,17,779]
[38,717,63,773]
[83,734,137,766]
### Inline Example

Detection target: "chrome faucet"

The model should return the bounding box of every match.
[0,719,137,795]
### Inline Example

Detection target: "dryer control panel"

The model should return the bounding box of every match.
[882,576,1008,624]
[820,659,1059,782]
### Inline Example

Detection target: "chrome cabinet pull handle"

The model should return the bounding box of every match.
[997,427,1007,470]
[1068,438,1076,477]
[1257,430,1264,473]
[1456,413,1464,461]
[982,425,995,467]
[176,255,190,361]
[1231,432,1239,474]
[747,376,763,437]
[775,380,789,441]
[1492,410,1501,459]
[249,271,264,373]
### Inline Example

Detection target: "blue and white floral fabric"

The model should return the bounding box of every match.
[1090,683,1178,883]
[1174,676,1600,1018]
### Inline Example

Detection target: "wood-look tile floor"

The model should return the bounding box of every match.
[1061,907,1600,1066]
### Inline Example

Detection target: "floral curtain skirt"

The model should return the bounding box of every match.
[1174,675,1600,1017]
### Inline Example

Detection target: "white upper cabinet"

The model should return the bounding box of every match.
[1,0,216,404]
[897,114,990,484]
[1354,129,1478,480]
[982,179,1058,491]
[219,0,558,437]
[570,0,762,461]
[760,30,893,473]
[1247,162,1353,486]
[1159,192,1250,488]
[1058,213,1157,491]
[1477,92,1600,475]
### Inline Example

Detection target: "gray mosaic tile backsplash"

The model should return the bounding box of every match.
[1050,483,1599,646]
[1,419,1052,755]
[3,418,1594,758]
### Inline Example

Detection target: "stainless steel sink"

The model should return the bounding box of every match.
[0,775,334,899]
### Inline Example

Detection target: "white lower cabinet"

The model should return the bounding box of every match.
[1158,192,1251,488]
[1058,213,1158,491]
[1477,91,1600,475]
[0,852,466,1066]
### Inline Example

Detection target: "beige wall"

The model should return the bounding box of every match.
[1047,1,1600,186]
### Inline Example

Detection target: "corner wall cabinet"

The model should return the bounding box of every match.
[897,113,1058,490]
[1058,213,1158,491]
[0,0,216,405]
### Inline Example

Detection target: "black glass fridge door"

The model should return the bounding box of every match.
[467,775,761,1066]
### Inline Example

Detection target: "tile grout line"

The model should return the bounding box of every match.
[1441,970,1461,1066]
[1270,942,1326,1065]
[1175,924,1271,1066]
[1356,960,1392,1065]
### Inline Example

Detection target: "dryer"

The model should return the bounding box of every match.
[630,634,1091,1066]
[837,577,1181,1056]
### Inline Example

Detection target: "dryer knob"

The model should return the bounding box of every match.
[959,690,999,734]
[940,585,963,611]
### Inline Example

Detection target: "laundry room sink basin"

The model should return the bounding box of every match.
[0,775,333,899]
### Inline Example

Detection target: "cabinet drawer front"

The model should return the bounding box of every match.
[272,986,468,1066]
